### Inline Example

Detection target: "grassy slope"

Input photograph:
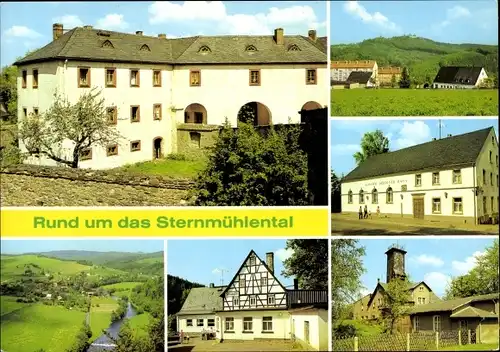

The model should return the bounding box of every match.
[330,89,498,116]
[128,312,152,338]
[1,302,85,352]
[331,36,498,83]
[116,156,207,179]
[89,296,119,342]
[335,319,384,337]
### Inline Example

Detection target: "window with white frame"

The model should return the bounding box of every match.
[250,295,256,306]
[243,317,253,331]
[432,198,441,213]
[268,294,275,305]
[433,315,441,332]
[225,317,234,331]
[453,197,463,214]
[262,316,273,332]
[452,170,462,184]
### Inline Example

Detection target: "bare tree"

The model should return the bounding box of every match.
[19,88,122,168]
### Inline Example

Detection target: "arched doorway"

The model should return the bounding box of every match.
[301,101,322,111]
[184,103,207,124]
[153,137,163,159]
[237,102,271,126]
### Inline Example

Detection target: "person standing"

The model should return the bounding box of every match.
[358,206,363,219]
[364,205,368,219]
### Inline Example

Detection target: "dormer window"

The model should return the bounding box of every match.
[140,44,150,52]
[101,40,114,48]
[288,44,301,51]
[245,45,257,52]
[198,45,211,53]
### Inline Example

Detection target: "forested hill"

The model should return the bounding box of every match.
[167,274,205,316]
[331,35,498,85]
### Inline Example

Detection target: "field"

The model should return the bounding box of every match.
[0,254,92,281]
[335,319,384,337]
[128,312,152,337]
[101,281,143,293]
[330,89,498,116]
[89,296,119,342]
[0,300,85,352]
[116,154,207,179]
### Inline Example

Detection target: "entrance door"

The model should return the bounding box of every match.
[412,196,424,219]
[304,321,310,344]
[153,138,163,159]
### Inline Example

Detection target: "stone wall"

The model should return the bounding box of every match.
[176,123,219,157]
[1,164,194,190]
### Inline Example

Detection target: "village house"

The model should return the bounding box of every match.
[352,246,441,323]
[15,24,327,169]
[378,66,402,86]
[345,71,375,89]
[410,293,499,344]
[176,250,328,351]
[330,60,378,86]
[432,66,489,89]
[341,127,499,225]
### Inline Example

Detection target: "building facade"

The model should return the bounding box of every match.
[330,60,378,84]
[16,24,327,169]
[432,66,488,89]
[177,250,328,351]
[341,127,499,225]
[410,293,499,344]
[378,67,402,86]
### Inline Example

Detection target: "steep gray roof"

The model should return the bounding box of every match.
[346,71,373,84]
[343,127,494,183]
[433,66,484,85]
[14,27,326,66]
[177,286,225,315]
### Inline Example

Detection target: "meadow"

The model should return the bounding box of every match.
[101,281,143,293]
[128,312,152,337]
[89,296,119,342]
[330,89,498,116]
[0,300,85,352]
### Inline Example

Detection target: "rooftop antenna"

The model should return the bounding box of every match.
[219,268,229,286]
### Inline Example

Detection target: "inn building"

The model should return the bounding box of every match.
[341,127,499,225]
[15,24,327,169]
[176,250,328,351]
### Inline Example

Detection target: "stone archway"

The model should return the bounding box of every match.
[301,101,322,111]
[184,103,207,124]
[237,102,272,126]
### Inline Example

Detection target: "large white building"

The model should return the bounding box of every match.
[176,250,328,351]
[15,24,327,169]
[341,127,499,225]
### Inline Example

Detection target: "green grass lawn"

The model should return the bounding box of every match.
[336,319,384,337]
[89,296,118,342]
[128,312,151,338]
[440,343,499,351]
[117,154,208,179]
[0,296,30,317]
[1,302,85,352]
[330,89,498,116]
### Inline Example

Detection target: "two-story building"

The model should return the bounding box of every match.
[378,66,402,86]
[341,127,499,225]
[176,250,328,351]
[352,246,441,323]
[330,60,378,85]
[15,24,327,169]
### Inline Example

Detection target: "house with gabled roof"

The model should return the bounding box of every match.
[352,246,441,325]
[330,60,378,84]
[341,127,499,225]
[176,250,328,351]
[432,66,489,89]
[15,24,327,169]
[410,293,499,344]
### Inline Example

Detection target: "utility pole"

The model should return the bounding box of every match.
[439,119,442,140]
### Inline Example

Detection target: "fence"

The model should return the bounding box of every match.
[333,330,477,351]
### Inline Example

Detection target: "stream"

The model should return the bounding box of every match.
[87,298,137,352]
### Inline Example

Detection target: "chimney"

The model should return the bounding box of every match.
[447,134,452,137]
[377,278,380,284]
[432,138,437,141]
[293,279,299,290]
[209,283,214,288]
[308,29,317,42]
[136,30,143,36]
[273,28,284,45]
[158,33,166,39]
[266,252,274,273]
[53,23,63,41]
[83,25,93,30]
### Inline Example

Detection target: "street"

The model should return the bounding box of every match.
[331,214,499,236]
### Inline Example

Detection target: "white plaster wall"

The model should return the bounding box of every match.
[178,314,216,334]
[171,65,327,126]
[474,128,499,216]
[290,309,328,351]
[341,167,477,217]
[216,310,291,341]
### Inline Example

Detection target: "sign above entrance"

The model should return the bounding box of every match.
[364,179,408,188]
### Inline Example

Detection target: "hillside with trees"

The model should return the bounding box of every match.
[331,35,498,86]
[167,275,204,333]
